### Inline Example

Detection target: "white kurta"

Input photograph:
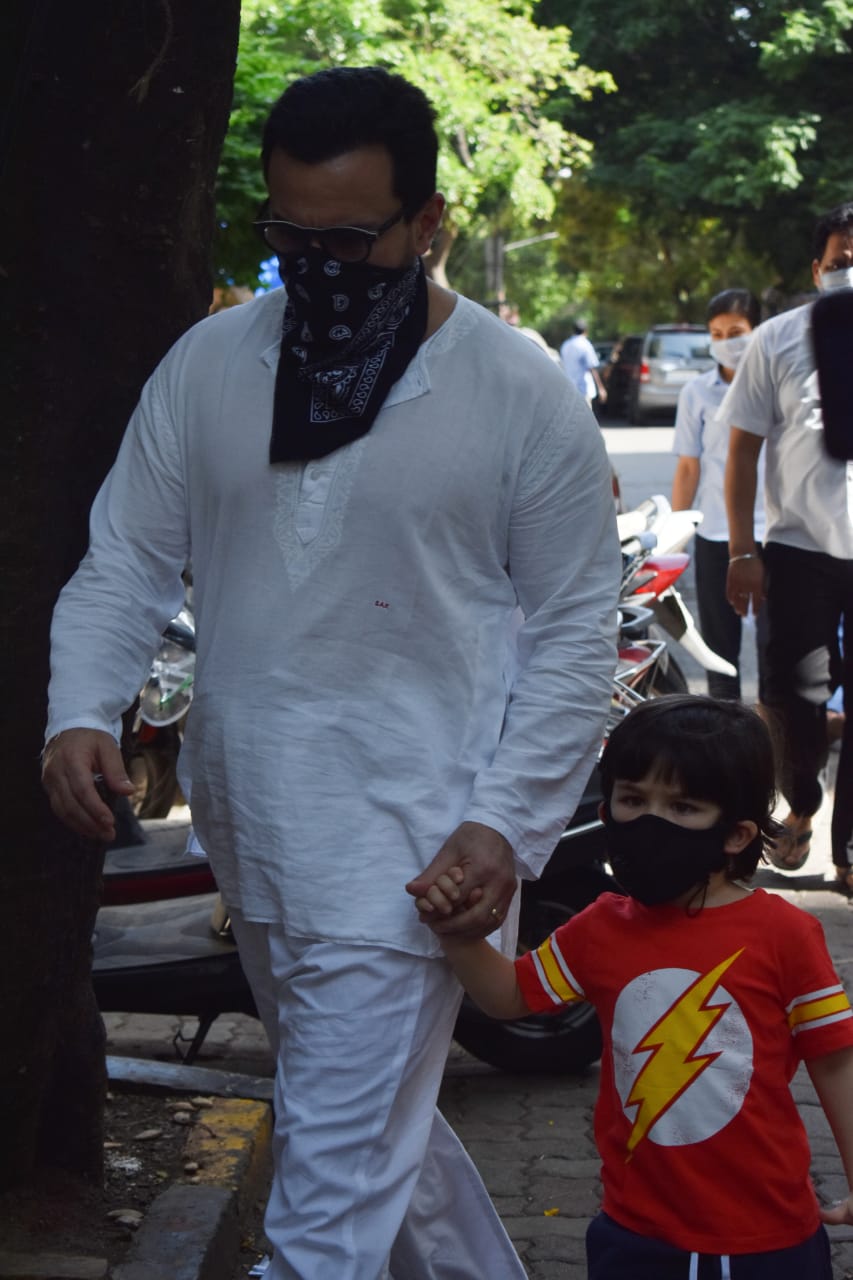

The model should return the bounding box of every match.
[48,288,620,954]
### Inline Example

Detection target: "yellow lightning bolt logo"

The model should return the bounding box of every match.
[625,949,744,1160]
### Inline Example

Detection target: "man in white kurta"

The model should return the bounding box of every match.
[44,66,620,1280]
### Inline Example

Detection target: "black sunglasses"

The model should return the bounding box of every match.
[253,206,405,264]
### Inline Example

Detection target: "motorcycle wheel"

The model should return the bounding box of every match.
[451,865,616,1075]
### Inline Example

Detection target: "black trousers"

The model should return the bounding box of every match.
[693,535,768,702]
[763,541,853,866]
[587,1213,832,1278]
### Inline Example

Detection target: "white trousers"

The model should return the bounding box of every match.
[230,909,527,1280]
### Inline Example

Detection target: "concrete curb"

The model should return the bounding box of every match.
[112,1098,272,1280]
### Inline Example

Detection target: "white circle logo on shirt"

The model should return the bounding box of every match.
[612,952,753,1156]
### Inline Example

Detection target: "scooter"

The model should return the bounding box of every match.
[617,494,737,691]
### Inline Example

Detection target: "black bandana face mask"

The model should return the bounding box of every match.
[269,247,428,464]
[602,805,729,906]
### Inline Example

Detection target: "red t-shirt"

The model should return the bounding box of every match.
[516,889,853,1255]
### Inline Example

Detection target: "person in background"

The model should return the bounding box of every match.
[42,65,620,1279]
[671,288,768,702]
[498,299,560,362]
[410,694,853,1280]
[560,318,608,407]
[725,201,853,884]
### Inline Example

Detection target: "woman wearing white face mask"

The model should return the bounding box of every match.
[671,289,768,704]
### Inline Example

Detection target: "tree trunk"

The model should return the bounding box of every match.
[0,0,240,1189]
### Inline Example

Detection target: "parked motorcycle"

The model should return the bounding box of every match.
[617,493,737,695]
[128,604,195,819]
[94,496,727,1074]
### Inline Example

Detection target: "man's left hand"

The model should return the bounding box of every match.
[405,822,517,938]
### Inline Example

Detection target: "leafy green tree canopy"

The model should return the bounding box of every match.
[214,0,612,286]
[543,0,853,296]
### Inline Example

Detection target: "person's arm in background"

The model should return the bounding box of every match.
[671,380,702,510]
[672,457,700,510]
[724,426,765,617]
[718,326,775,619]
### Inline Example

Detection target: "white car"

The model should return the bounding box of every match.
[629,324,714,424]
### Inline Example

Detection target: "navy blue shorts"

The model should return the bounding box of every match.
[586,1211,832,1279]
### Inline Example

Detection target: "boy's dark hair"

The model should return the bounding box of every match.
[599,695,780,879]
[813,201,853,262]
[707,288,761,330]
[261,66,438,219]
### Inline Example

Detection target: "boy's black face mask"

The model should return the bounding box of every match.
[602,805,729,906]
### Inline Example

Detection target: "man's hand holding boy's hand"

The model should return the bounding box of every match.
[411,867,465,921]
[405,821,516,938]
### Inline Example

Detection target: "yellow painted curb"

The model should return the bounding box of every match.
[184,1098,272,1196]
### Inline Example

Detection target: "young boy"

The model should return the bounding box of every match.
[408,695,853,1278]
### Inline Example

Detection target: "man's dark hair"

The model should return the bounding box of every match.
[707,288,761,330]
[262,66,438,219]
[813,201,853,261]
[599,694,781,879]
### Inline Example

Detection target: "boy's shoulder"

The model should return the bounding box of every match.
[746,886,820,924]
[583,886,824,941]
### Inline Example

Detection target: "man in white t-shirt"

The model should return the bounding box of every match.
[724,201,853,888]
[560,319,608,405]
[41,66,620,1280]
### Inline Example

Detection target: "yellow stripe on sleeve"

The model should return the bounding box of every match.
[788,991,851,1030]
[537,937,583,1004]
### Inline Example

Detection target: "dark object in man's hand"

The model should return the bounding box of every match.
[93,773,118,814]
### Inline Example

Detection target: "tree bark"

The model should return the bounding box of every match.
[0,0,240,1189]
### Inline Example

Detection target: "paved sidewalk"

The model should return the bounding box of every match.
[104,756,853,1278]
